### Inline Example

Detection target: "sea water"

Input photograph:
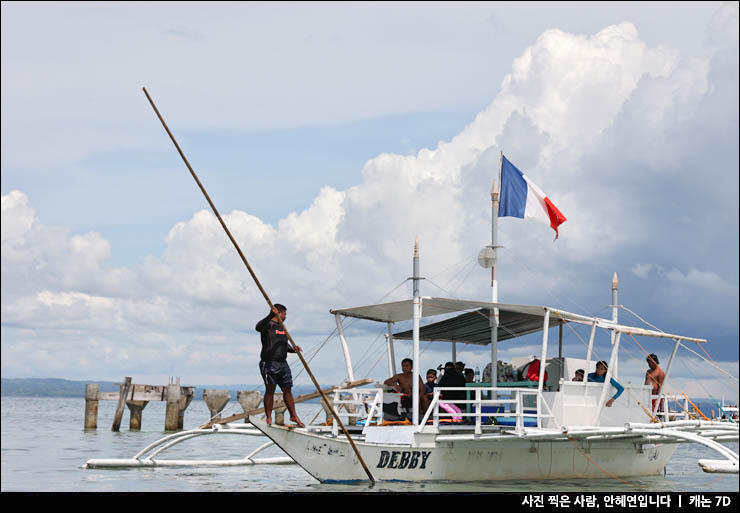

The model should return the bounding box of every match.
[1,396,737,493]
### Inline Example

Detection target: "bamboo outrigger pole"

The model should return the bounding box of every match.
[142,87,375,484]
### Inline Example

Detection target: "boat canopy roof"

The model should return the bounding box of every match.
[330,297,706,345]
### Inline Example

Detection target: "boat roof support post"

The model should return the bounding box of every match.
[593,331,622,426]
[386,324,397,377]
[335,314,355,383]
[585,321,597,367]
[558,321,563,359]
[611,273,619,379]
[656,338,681,413]
[538,309,551,392]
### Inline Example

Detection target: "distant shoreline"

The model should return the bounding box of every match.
[2,378,735,418]
[0,377,324,400]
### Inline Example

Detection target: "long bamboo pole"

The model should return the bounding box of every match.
[142,87,375,483]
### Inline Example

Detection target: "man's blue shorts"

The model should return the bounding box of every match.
[259,360,293,388]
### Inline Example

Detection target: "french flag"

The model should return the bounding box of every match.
[498,155,567,239]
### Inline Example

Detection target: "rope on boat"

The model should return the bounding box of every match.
[620,304,738,385]
[563,435,651,490]
[682,393,710,421]
[501,246,609,320]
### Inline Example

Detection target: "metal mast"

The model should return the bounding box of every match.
[412,237,421,426]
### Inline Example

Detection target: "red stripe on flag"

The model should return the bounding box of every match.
[544,198,567,239]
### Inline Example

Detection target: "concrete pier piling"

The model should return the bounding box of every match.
[85,384,99,429]
[273,392,286,425]
[164,384,182,431]
[84,377,194,431]
[237,391,262,423]
[126,400,148,430]
[203,389,230,421]
[178,392,193,429]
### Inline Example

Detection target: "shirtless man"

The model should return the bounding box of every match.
[645,353,666,413]
[384,358,428,413]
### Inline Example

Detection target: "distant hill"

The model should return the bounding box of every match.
[0,377,326,401]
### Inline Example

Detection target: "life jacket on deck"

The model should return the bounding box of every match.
[525,359,548,383]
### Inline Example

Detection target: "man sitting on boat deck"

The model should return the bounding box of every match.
[384,358,429,416]
[587,360,624,407]
[255,304,304,427]
[645,353,666,414]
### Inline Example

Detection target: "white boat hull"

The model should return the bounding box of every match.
[250,418,677,482]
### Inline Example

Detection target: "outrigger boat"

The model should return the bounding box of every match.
[85,95,738,482]
[244,155,739,482]
[247,259,739,481]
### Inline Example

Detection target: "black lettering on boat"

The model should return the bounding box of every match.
[377,450,431,470]
[398,451,411,469]
[377,450,390,468]
[409,451,420,469]
[388,451,400,468]
[420,451,431,469]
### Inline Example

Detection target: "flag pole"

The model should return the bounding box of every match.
[490,152,503,394]
[141,87,376,484]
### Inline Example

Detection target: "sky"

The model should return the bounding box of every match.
[2,2,738,402]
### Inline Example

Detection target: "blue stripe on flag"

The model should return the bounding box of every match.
[498,156,527,219]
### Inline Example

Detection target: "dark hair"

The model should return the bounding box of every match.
[401,358,413,367]
[426,369,437,376]
[647,353,659,364]
[575,369,584,375]
[464,368,474,376]
[596,360,608,370]
[274,304,287,313]
[444,361,454,369]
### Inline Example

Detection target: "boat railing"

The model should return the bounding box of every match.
[327,386,558,436]
[418,386,556,435]
[329,388,385,436]
[653,393,693,421]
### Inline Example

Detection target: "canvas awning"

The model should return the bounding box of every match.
[329,297,706,345]
[392,308,560,345]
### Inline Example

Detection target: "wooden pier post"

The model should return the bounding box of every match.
[111,377,132,432]
[85,384,99,429]
[126,400,149,430]
[164,384,181,431]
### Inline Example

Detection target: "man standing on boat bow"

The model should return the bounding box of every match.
[256,304,304,427]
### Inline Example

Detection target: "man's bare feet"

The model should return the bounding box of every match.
[290,417,305,428]
[265,416,272,426]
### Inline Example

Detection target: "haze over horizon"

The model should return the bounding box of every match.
[2,2,738,401]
